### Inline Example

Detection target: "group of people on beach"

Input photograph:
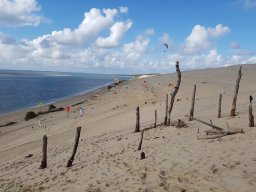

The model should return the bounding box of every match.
[65,105,85,117]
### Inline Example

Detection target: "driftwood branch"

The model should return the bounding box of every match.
[189,85,196,121]
[168,61,181,125]
[185,115,224,131]
[205,128,244,135]
[67,126,81,167]
[197,133,228,140]
[198,128,243,140]
[230,66,242,116]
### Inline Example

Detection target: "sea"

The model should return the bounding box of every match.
[0,69,131,115]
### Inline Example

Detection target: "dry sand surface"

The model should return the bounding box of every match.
[0,64,256,192]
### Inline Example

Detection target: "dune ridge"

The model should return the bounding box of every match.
[0,64,256,192]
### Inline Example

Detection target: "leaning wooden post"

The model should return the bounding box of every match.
[40,135,47,169]
[189,85,196,121]
[138,130,144,150]
[67,126,81,167]
[249,95,254,127]
[218,93,222,118]
[135,106,140,132]
[168,61,181,125]
[230,66,242,116]
[154,110,157,128]
[164,94,168,125]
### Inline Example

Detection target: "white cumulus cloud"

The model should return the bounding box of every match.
[0,0,44,26]
[30,8,131,49]
[96,20,132,48]
[123,35,150,60]
[183,24,230,53]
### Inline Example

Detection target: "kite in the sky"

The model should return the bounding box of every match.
[163,43,168,52]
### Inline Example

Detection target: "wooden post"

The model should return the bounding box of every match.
[218,93,222,118]
[40,135,47,169]
[67,126,81,167]
[230,66,242,116]
[164,94,168,125]
[189,85,196,121]
[135,106,140,132]
[168,61,181,125]
[140,152,145,160]
[138,130,144,150]
[249,96,254,127]
[154,110,157,128]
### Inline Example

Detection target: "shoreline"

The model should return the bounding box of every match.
[0,81,113,118]
[0,81,116,123]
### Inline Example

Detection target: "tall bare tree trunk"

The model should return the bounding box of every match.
[230,66,242,116]
[167,61,181,125]
[189,85,196,121]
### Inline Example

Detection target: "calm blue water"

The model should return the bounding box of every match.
[0,69,130,115]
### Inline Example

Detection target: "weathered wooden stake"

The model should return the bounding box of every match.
[189,85,196,121]
[164,94,168,125]
[168,61,181,125]
[218,93,222,118]
[140,152,145,160]
[154,110,157,128]
[230,66,242,116]
[138,130,144,150]
[40,135,47,169]
[249,96,254,127]
[135,106,140,132]
[67,126,81,167]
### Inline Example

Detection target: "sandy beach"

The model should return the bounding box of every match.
[1,64,256,192]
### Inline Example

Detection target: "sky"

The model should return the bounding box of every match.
[0,0,256,74]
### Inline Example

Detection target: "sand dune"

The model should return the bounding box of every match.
[1,64,256,192]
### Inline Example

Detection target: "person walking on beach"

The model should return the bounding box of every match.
[66,105,70,117]
[78,106,85,117]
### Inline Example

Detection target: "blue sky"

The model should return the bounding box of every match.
[0,0,256,74]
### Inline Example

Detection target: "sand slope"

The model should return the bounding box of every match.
[0,64,256,192]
